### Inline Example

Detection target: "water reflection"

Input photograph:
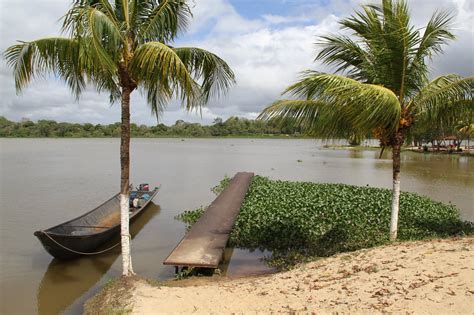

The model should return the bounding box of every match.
[348,149,364,159]
[220,248,275,277]
[36,203,159,314]
[375,151,474,185]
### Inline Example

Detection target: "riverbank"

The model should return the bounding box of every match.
[324,144,474,156]
[0,134,310,139]
[323,144,381,151]
[85,236,474,314]
[407,147,474,156]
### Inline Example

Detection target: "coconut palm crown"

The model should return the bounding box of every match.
[5,0,235,275]
[259,0,473,240]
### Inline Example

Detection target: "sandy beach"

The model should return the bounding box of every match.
[118,237,474,314]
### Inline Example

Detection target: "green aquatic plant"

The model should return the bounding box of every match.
[179,176,472,269]
[176,177,231,230]
[174,207,205,230]
[211,175,231,195]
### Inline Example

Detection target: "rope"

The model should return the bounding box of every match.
[64,225,111,229]
[41,231,122,256]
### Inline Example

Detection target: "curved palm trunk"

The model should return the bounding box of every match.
[390,142,402,241]
[120,86,134,276]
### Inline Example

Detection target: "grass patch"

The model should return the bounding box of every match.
[178,176,472,270]
[84,276,137,315]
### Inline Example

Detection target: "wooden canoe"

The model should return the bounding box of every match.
[34,188,159,259]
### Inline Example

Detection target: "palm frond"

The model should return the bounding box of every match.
[130,0,152,33]
[280,72,401,132]
[4,36,121,102]
[315,35,373,80]
[137,0,192,44]
[331,0,428,98]
[97,0,122,29]
[415,10,455,61]
[406,10,455,94]
[122,0,130,28]
[4,37,86,98]
[87,7,123,69]
[174,47,235,103]
[130,41,199,117]
[258,99,355,139]
[411,75,474,124]
[62,4,123,72]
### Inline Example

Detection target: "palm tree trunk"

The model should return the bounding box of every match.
[390,142,401,241]
[120,86,134,276]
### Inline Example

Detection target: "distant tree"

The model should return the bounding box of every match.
[0,117,14,136]
[0,116,310,138]
[224,117,243,135]
[21,119,35,128]
[213,117,223,125]
[151,123,168,135]
[37,120,57,137]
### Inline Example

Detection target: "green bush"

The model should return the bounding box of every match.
[178,176,472,269]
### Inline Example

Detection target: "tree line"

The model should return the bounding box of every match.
[0,116,304,138]
[2,115,471,145]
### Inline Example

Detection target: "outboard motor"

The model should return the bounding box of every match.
[139,183,149,191]
[129,191,138,206]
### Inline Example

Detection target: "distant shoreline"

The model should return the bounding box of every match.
[323,144,474,156]
[0,134,310,139]
[0,116,306,138]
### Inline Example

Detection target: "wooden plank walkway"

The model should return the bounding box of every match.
[163,172,254,268]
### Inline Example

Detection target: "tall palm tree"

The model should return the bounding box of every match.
[259,0,473,241]
[5,0,235,276]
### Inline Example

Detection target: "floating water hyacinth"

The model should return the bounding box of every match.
[178,176,473,269]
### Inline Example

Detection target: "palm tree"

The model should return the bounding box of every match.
[259,0,473,241]
[457,117,473,153]
[5,0,235,276]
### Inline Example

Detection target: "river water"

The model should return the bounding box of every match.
[0,138,472,314]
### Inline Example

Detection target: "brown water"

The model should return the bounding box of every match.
[0,138,472,314]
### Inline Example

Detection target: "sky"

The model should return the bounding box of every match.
[0,0,473,126]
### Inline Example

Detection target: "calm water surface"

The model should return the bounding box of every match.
[0,138,472,314]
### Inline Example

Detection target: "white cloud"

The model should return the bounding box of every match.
[178,12,341,116]
[262,14,311,25]
[0,0,473,126]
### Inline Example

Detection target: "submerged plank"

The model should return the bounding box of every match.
[163,172,254,268]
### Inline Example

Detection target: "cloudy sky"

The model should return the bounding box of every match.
[0,0,473,126]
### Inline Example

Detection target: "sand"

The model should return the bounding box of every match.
[125,237,474,314]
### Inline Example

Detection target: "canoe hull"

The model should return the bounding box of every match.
[34,189,158,260]
[34,225,120,259]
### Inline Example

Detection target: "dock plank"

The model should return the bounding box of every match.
[163,172,254,268]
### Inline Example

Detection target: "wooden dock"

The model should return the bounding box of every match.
[163,172,254,268]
